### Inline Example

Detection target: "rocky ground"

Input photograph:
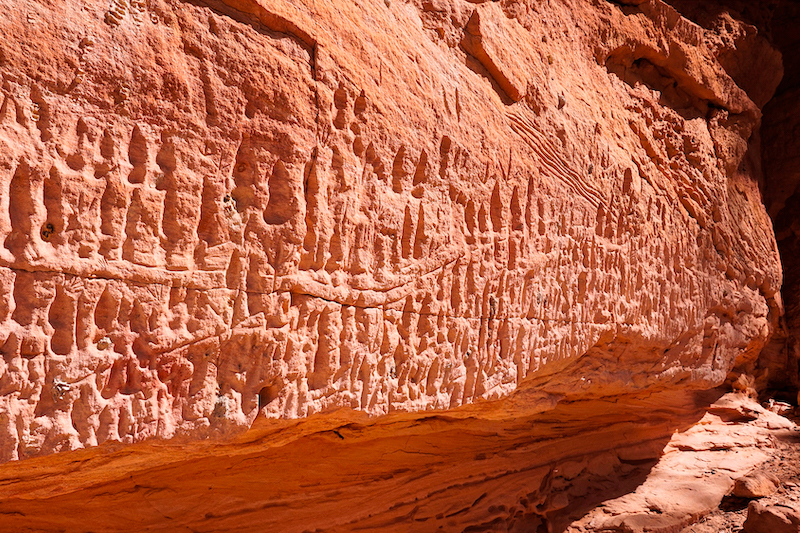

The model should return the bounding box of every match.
[681,405,800,533]
[564,389,800,533]
[563,392,799,533]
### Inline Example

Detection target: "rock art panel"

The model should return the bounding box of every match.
[0,0,784,468]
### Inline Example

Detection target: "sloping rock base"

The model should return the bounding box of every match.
[0,391,794,533]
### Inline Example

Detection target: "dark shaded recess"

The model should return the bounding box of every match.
[759,1,800,395]
[258,383,281,408]
[605,53,716,120]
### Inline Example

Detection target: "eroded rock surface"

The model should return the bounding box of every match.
[0,390,754,532]
[0,0,791,530]
[0,0,781,459]
[733,469,780,499]
[744,499,800,533]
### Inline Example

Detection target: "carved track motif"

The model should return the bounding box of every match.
[507,108,604,209]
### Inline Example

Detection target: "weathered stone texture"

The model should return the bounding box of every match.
[0,1,796,530]
[0,0,782,464]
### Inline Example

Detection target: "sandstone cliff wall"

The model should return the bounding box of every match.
[0,0,793,531]
[0,0,783,462]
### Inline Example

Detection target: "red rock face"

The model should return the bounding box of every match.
[0,0,790,529]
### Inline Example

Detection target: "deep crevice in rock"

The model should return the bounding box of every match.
[759,0,800,397]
